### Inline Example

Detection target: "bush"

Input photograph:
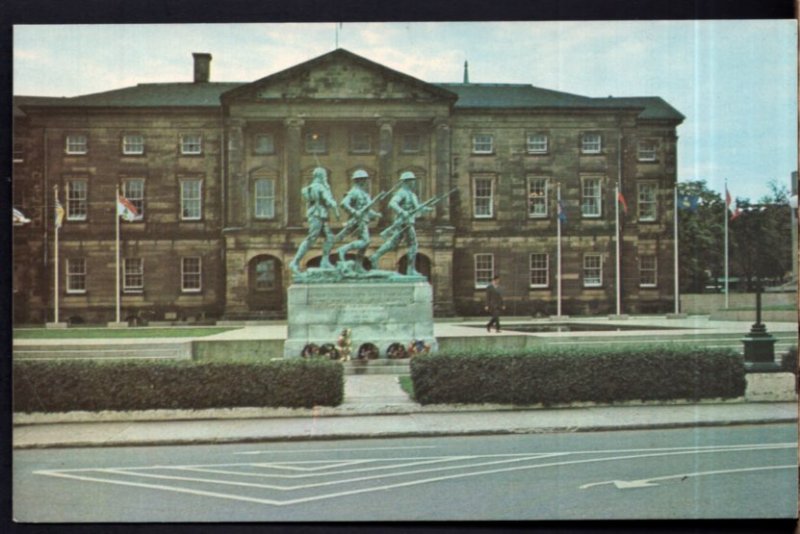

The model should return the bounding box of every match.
[410,346,746,405]
[13,358,344,413]
[781,347,797,374]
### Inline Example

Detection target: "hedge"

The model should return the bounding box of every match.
[410,346,746,405]
[13,358,344,413]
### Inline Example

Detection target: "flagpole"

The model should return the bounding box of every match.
[724,180,729,309]
[556,182,562,317]
[673,185,680,314]
[615,184,621,316]
[115,186,121,323]
[53,186,60,324]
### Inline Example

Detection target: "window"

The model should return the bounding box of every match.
[638,182,658,221]
[472,176,494,218]
[474,253,494,288]
[13,143,24,162]
[581,177,602,218]
[180,179,202,220]
[581,133,602,154]
[66,180,88,221]
[181,257,202,292]
[255,259,277,291]
[254,178,275,219]
[180,134,202,155]
[122,179,145,219]
[122,134,144,155]
[526,133,548,154]
[66,258,86,293]
[349,132,372,154]
[253,133,275,155]
[472,134,494,154]
[123,258,144,292]
[305,132,327,154]
[527,177,549,218]
[401,133,421,153]
[583,254,603,287]
[530,253,549,288]
[637,139,658,162]
[640,255,657,287]
[66,134,88,155]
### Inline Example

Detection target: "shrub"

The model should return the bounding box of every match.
[13,358,344,413]
[781,346,797,374]
[410,346,746,405]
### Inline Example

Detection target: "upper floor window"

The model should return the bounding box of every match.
[401,133,421,153]
[66,134,88,155]
[305,132,327,154]
[349,132,372,154]
[472,134,494,154]
[526,133,548,154]
[527,177,549,218]
[122,134,145,155]
[66,258,87,293]
[583,254,603,287]
[180,179,202,220]
[66,180,88,221]
[639,255,657,287]
[638,182,658,222]
[253,133,275,155]
[581,177,603,218]
[530,253,549,288]
[123,257,144,292]
[181,257,202,292]
[180,134,202,155]
[474,253,494,289]
[122,179,145,219]
[581,133,602,154]
[637,139,658,162]
[254,178,275,219]
[472,176,494,219]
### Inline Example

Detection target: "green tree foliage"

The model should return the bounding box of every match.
[677,180,724,292]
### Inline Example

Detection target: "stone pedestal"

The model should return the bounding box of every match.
[284,282,437,358]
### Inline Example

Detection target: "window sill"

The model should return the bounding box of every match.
[529,285,550,290]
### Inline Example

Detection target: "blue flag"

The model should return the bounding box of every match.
[557,199,567,222]
[678,193,699,211]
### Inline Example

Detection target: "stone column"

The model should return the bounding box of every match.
[377,118,395,193]
[284,118,305,227]
[433,118,451,221]
[225,119,245,227]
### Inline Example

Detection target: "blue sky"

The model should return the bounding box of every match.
[13,21,798,201]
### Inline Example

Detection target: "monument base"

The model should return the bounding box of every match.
[284,281,437,358]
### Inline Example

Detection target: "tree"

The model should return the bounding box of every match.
[677,180,725,292]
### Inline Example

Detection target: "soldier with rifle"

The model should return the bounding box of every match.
[289,167,340,274]
[334,169,384,269]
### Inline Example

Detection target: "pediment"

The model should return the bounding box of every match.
[222,49,456,104]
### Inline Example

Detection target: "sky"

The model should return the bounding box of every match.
[13,21,798,201]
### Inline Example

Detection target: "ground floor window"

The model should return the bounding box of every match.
[529,253,549,287]
[583,254,603,287]
[639,255,657,287]
[66,258,86,293]
[123,258,144,292]
[255,258,277,291]
[474,253,494,288]
[181,257,202,292]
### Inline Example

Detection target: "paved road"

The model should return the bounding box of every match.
[13,424,797,522]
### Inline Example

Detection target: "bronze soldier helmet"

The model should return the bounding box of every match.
[312,167,327,181]
[400,171,416,181]
[351,169,369,180]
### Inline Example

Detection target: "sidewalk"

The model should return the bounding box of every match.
[13,374,798,449]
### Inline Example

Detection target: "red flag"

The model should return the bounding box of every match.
[617,191,628,214]
[117,194,140,222]
[725,188,741,221]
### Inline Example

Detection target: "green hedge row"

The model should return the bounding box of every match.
[410,346,746,405]
[13,358,344,413]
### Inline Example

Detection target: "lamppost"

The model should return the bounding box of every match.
[738,203,780,372]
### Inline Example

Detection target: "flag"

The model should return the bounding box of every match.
[557,199,567,222]
[54,198,65,229]
[117,194,140,222]
[13,208,31,226]
[617,190,628,214]
[725,188,742,221]
[678,193,700,211]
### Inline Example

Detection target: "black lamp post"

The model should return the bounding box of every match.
[739,203,779,372]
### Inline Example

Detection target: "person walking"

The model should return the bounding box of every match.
[485,275,504,332]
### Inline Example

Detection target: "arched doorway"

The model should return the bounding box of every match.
[247,255,284,311]
[398,253,432,281]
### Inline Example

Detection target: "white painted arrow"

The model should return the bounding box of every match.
[580,464,797,490]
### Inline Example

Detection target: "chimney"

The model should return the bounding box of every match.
[463,61,470,84]
[193,53,212,83]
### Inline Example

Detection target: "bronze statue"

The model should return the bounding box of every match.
[289,167,340,274]
[334,170,382,270]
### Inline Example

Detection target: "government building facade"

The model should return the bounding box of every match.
[12,48,684,324]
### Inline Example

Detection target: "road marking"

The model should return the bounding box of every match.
[235,445,437,455]
[580,464,798,490]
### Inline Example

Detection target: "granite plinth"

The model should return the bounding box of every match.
[284,282,437,358]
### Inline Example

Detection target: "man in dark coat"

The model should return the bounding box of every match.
[485,275,504,332]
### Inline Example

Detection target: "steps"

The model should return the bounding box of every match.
[342,358,411,375]
[13,342,192,361]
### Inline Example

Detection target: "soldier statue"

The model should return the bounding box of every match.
[289,167,340,274]
[335,170,381,270]
[369,171,433,276]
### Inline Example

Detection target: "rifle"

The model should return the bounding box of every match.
[334,182,401,242]
[379,187,458,239]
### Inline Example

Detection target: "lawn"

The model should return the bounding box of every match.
[13,327,238,339]
[398,375,414,400]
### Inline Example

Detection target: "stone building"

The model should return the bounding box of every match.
[12,48,684,324]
